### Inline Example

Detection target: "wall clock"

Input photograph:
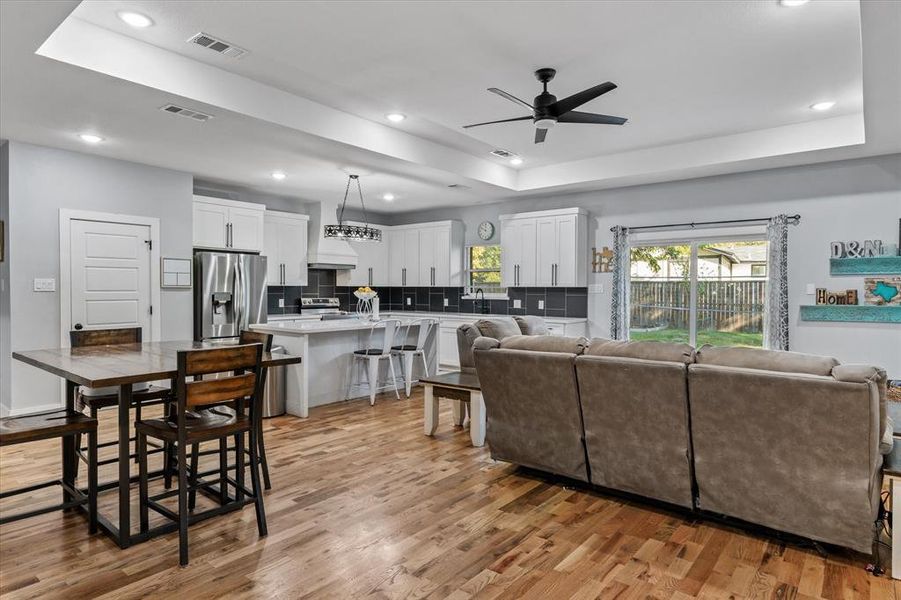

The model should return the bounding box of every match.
[478,221,495,241]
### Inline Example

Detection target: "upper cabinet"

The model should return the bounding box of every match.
[193,196,265,253]
[264,211,310,286]
[501,208,588,288]
[387,227,422,287]
[417,221,463,286]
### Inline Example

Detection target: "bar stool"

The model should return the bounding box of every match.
[391,318,438,397]
[70,327,173,478]
[0,409,97,531]
[136,343,267,567]
[346,319,402,405]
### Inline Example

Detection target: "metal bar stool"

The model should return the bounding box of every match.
[391,318,439,397]
[0,409,97,531]
[346,319,402,405]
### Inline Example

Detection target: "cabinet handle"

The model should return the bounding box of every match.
[281,263,286,285]
[431,266,435,286]
[402,267,406,287]
[368,267,372,286]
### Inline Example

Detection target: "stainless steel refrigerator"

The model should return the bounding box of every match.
[194,251,268,341]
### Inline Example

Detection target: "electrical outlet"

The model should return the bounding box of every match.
[406,297,412,306]
[278,298,285,308]
[33,278,56,292]
[805,283,816,295]
[513,299,522,309]
[538,299,545,310]
[443,298,449,307]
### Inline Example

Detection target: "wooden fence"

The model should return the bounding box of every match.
[630,279,767,333]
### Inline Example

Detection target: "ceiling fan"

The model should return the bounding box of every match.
[463,68,627,144]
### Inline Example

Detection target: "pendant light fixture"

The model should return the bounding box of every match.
[324,174,382,242]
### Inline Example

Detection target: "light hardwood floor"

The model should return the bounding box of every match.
[1,389,898,599]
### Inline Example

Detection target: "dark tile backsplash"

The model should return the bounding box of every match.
[268,269,588,318]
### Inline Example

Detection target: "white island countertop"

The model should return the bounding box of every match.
[252,316,421,336]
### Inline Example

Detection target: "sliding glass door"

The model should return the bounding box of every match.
[629,238,768,347]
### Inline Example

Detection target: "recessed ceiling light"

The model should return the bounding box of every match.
[117,11,154,28]
[382,193,395,201]
[810,101,836,111]
[779,0,809,6]
[271,171,287,180]
[78,133,104,144]
[386,113,406,123]
[509,157,524,166]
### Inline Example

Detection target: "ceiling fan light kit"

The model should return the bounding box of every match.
[324,174,382,242]
[463,67,628,144]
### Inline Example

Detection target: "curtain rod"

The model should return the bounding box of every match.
[609,214,800,233]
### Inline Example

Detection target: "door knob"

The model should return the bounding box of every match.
[74,323,84,330]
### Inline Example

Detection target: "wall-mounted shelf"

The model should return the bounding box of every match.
[800,304,901,323]
[829,256,901,275]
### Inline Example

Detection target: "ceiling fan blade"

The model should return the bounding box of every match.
[534,127,548,144]
[462,115,533,129]
[488,88,534,110]
[549,81,617,116]
[557,110,627,125]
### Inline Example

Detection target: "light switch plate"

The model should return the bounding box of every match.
[513,299,522,309]
[588,284,603,294]
[33,278,56,292]
[406,297,412,306]
[538,299,545,310]
[805,283,816,295]
[443,298,449,307]
[278,298,285,308]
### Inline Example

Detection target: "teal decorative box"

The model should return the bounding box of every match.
[830,256,901,275]
[800,305,901,323]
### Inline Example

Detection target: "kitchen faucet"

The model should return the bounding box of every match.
[475,288,490,314]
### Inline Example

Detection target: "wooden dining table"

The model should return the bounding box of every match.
[12,340,301,548]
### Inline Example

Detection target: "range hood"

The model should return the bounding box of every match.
[307,200,359,270]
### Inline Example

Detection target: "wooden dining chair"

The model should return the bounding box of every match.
[183,330,275,507]
[136,343,267,567]
[70,327,174,475]
[0,409,97,532]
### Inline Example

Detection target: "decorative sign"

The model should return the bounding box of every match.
[161,257,192,289]
[815,288,858,306]
[592,246,614,273]
[830,240,885,258]
[865,277,901,305]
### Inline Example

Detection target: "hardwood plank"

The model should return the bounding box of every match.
[0,387,892,600]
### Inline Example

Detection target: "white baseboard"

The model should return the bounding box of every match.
[7,401,64,416]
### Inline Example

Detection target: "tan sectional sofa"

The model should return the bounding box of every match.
[472,335,889,554]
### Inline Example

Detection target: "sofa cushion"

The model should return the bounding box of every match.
[472,336,501,352]
[695,345,839,376]
[456,324,483,372]
[474,317,521,341]
[585,338,695,364]
[513,315,549,336]
[499,335,589,355]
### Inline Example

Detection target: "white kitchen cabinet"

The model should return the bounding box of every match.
[193,195,265,253]
[416,221,463,286]
[336,222,389,287]
[264,210,309,286]
[501,208,587,287]
[388,228,422,287]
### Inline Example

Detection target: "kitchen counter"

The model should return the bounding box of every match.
[383,311,588,324]
[251,316,435,418]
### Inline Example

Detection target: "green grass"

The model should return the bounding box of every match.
[629,328,763,347]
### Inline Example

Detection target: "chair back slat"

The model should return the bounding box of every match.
[185,372,257,407]
[414,318,439,350]
[70,327,142,348]
[182,344,261,377]
[240,330,273,351]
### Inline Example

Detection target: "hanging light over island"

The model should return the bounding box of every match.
[324,174,382,242]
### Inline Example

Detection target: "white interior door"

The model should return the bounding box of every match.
[69,219,152,335]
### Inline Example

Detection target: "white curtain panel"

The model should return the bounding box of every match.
[610,226,630,340]
[765,214,791,350]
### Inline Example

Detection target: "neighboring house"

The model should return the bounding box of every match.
[631,243,768,280]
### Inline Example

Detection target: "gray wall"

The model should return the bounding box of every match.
[390,154,901,376]
[3,141,194,415]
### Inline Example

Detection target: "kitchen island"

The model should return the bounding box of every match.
[251,317,435,417]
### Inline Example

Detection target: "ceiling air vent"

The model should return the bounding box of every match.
[490,149,516,159]
[160,104,215,122]
[188,32,247,59]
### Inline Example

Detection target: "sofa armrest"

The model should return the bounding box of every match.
[833,364,890,454]
[472,336,500,352]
